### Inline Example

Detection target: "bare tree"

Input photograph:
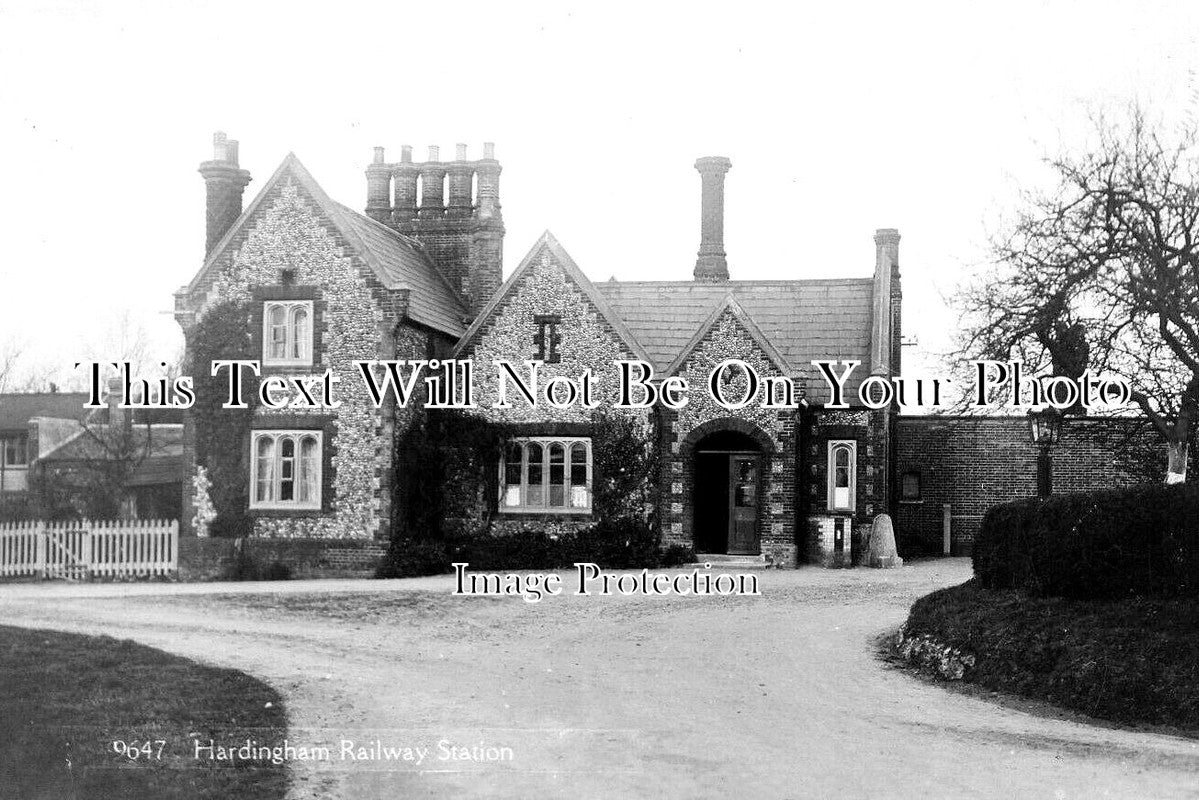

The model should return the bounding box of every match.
[958,107,1199,482]
[0,339,21,393]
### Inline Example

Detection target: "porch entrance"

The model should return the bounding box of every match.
[694,430,761,555]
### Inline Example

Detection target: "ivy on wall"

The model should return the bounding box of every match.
[590,409,659,526]
[188,300,259,537]
[395,409,503,540]
[393,407,659,542]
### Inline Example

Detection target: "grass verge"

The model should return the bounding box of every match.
[902,579,1199,733]
[0,625,288,799]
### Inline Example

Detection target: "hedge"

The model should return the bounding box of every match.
[972,483,1199,599]
[376,519,697,578]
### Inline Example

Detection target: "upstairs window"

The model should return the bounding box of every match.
[1,434,27,467]
[250,430,322,510]
[827,440,857,512]
[500,437,591,513]
[263,300,313,366]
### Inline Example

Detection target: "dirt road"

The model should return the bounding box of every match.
[0,560,1195,799]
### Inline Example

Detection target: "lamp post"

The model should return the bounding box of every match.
[1029,408,1064,498]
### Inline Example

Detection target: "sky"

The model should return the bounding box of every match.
[1,0,1198,389]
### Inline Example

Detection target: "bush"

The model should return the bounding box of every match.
[561,517,660,568]
[208,513,255,539]
[452,530,559,570]
[973,483,1199,599]
[375,540,453,578]
[902,580,1199,730]
[261,562,293,581]
[659,543,697,567]
[381,521,686,575]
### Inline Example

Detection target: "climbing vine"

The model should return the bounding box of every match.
[188,300,259,537]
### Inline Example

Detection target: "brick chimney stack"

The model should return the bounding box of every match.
[693,156,732,281]
[198,132,252,256]
[392,145,419,223]
[418,146,446,219]
[871,228,901,375]
[365,142,504,320]
[365,146,392,223]
[447,143,474,219]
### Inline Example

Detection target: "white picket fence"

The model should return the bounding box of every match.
[0,519,178,580]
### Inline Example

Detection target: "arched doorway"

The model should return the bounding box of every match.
[692,429,763,555]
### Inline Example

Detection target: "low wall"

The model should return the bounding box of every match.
[178,537,387,581]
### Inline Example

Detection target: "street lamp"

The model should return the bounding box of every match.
[1029,408,1064,497]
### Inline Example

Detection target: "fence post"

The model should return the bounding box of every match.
[942,503,952,556]
[36,520,46,579]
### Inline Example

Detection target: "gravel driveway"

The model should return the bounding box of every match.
[0,559,1195,799]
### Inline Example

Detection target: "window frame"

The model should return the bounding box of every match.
[249,429,323,510]
[826,440,857,512]
[261,300,314,367]
[0,433,28,468]
[900,470,922,502]
[498,436,592,514]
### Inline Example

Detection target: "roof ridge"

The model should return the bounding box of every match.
[452,231,652,363]
[597,277,874,288]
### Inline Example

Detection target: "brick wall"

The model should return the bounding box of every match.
[895,415,1166,555]
[178,536,386,580]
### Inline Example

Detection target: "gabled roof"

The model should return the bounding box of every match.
[0,393,90,430]
[452,231,651,362]
[663,294,794,376]
[187,154,466,337]
[595,279,875,394]
[40,424,183,487]
[333,203,467,336]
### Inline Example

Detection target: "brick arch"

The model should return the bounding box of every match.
[680,417,776,456]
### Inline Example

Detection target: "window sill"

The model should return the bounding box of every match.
[497,507,593,516]
[262,360,316,370]
[898,499,925,505]
[249,504,323,513]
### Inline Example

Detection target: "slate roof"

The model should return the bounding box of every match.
[595,279,875,393]
[334,203,467,336]
[187,154,466,338]
[0,393,90,430]
[40,424,184,487]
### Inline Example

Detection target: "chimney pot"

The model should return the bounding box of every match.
[456,143,468,160]
[373,146,386,164]
[874,228,901,267]
[401,145,413,163]
[693,156,732,281]
[483,142,495,160]
[428,145,440,162]
[106,376,130,434]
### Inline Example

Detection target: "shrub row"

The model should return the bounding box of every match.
[376,518,696,579]
[973,482,1199,599]
[902,580,1199,731]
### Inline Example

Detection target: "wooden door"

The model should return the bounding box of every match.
[727,456,760,555]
